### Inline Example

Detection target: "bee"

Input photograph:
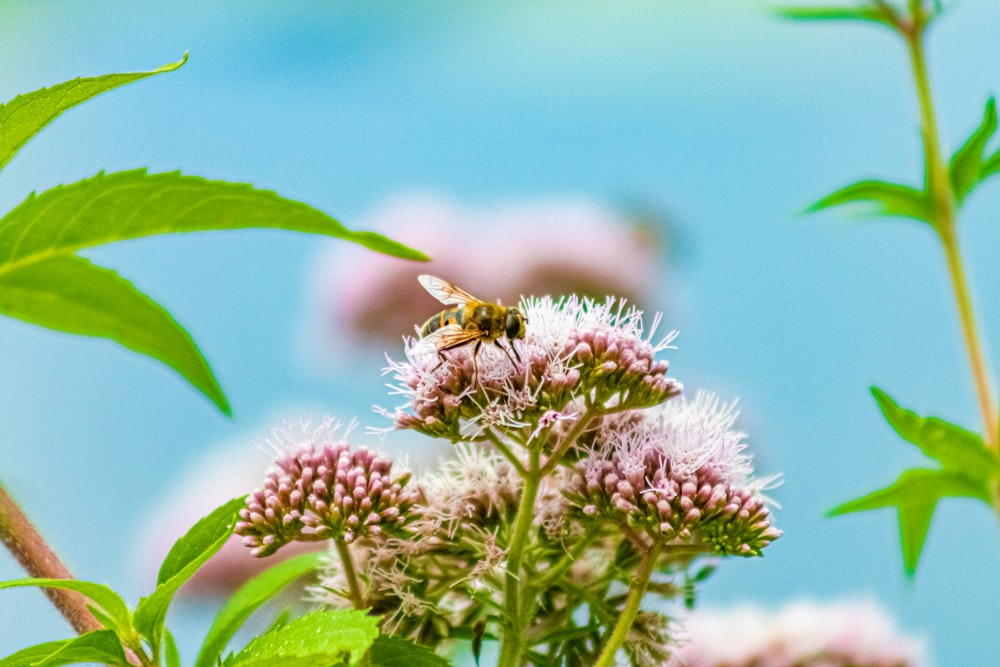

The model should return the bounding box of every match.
[417,274,527,380]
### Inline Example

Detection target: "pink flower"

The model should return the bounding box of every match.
[567,392,781,557]
[305,194,665,347]
[669,600,928,667]
[236,418,414,557]
[378,294,681,442]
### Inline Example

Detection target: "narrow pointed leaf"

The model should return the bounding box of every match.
[871,387,1000,482]
[224,610,379,667]
[0,56,187,172]
[0,169,428,265]
[165,629,182,667]
[0,578,132,637]
[134,497,245,650]
[771,4,897,28]
[0,631,127,667]
[367,636,450,666]
[195,551,326,667]
[949,97,998,205]
[981,147,1000,180]
[804,179,934,224]
[0,253,228,414]
[829,468,989,576]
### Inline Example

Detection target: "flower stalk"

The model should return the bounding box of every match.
[593,541,662,667]
[902,4,999,452]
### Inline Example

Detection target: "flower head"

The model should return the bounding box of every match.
[235,418,414,557]
[567,392,781,557]
[669,600,928,667]
[380,295,682,444]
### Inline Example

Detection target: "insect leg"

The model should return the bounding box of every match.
[495,340,520,369]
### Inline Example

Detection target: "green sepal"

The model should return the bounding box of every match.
[829,467,990,576]
[0,55,187,172]
[223,609,378,667]
[195,551,326,667]
[871,386,1000,482]
[0,630,127,667]
[804,179,934,224]
[134,497,246,655]
[771,4,898,28]
[949,97,998,205]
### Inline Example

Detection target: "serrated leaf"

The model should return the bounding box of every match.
[195,551,326,667]
[871,386,1000,482]
[804,179,934,224]
[0,630,127,667]
[949,98,998,205]
[0,56,187,172]
[0,169,427,265]
[224,609,378,667]
[367,636,450,666]
[771,4,897,28]
[0,253,229,414]
[134,497,246,651]
[0,578,132,637]
[0,169,426,414]
[829,468,989,575]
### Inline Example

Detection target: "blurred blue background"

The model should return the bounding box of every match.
[2,1,1000,663]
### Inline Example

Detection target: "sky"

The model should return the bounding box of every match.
[2,1,1000,664]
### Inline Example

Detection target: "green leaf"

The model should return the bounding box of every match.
[871,386,1000,483]
[0,55,187,172]
[134,497,246,652]
[195,551,326,667]
[0,630,127,667]
[164,629,182,667]
[771,4,897,28]
[829,468,990,576]
[949,98,998,205]
[804,179,934,224]
[367,636,449,666]
[224,609,379,667]
[0,170,427,414]
[0,578,132,637]
[0,169,427,265]
[0,253,229,414]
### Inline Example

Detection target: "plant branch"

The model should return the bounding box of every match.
[0,483,103,636]
[333,538,365,610]
[498,446,543,667]
[593,541,663,667]
[903,13,998,450]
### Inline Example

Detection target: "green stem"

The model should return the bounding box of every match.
[0,483,104,637]
[333,538,365,610]
[497,447,542,666]
[593,542,663,667]
[903,14,998,451]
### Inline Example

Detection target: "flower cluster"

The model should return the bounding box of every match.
[668,600,928,667]
[380,295,682,443]
[235,419,413,557]
[568,393,781,557]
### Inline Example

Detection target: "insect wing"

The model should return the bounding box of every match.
[418,274,480,306]
[426,323,487,351]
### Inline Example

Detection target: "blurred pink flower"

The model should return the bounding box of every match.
[668,600,928,667]
[307,194,665,346]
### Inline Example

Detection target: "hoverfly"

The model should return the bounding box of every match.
[417,274,527,381]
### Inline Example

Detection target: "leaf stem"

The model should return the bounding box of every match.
[593,541,662,667]
[903,11,999,450]
[0,482,104,636]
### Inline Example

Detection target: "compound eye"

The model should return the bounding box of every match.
[506,311,524,339]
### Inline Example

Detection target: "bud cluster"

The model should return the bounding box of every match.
[235,420,413,557]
